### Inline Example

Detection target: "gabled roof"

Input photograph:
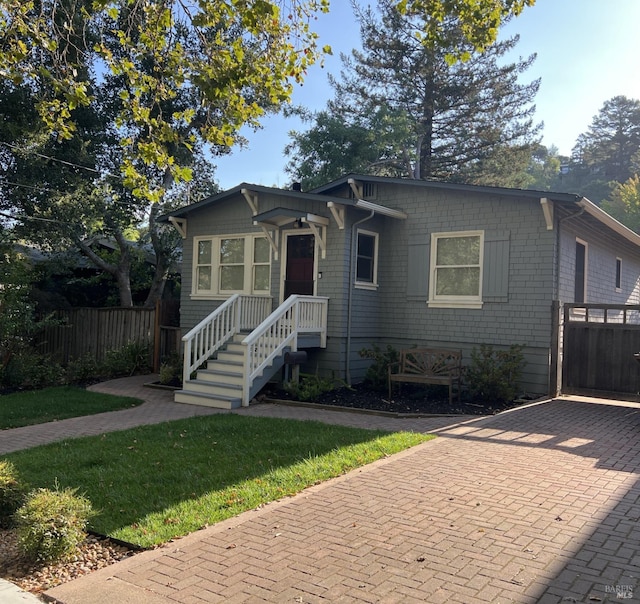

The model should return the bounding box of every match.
[158,183,320,220]
[309,173,584,204]
[158,174,640,248]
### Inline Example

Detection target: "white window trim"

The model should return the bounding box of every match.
[191,233,271,298]
[428,230,484,309]
[355,228,379,290]
[575,237,588,303]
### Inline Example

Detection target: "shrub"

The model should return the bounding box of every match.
[103,340,152,377]
[64,353,102,384]
[1,350,64,390]
[359,344,399,391]
[0,460,27,528]
[284,373,340,402]
[159,353,182,385]
[466,344,526,403]
[15,486,95,563]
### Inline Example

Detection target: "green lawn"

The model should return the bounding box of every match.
[0,386,143,429]
[5,414,433,548]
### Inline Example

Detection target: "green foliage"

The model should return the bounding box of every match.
[103,340,152,377]
[159,353,181,385]
[15,486,95,563]
[1,350,65,391]
[0,0,331,201]
[64,354,102,384]
[359,344,399,391]
[466,344,526,403]
[0,460,27,528]
[557,96,640,205]
[398,0,535,57]
[286,3,540,187]
[602,174,640,233]
[283,373,340,402]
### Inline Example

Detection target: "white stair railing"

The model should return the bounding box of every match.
[181,295,272,384]
[241,295,328,406]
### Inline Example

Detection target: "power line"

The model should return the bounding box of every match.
[1,141,120,178]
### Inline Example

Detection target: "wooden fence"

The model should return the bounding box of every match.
[35,301,181,369]
[562,303,640,396]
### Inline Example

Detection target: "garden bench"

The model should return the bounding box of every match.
[388,348,462,405]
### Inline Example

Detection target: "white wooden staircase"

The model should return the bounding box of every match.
[175,294,328,409]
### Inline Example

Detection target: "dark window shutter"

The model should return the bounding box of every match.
[407,237,430,299]
[483,231,510,302]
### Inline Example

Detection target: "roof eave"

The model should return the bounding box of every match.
[577,197,640,247]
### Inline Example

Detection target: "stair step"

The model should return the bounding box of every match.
[197,368,244,385]
[206,359,244,372]
[174,389,241,409]
[216,350,244,363]
[184,379,242,397]
[225,342,246,353]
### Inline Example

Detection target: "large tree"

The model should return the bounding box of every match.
[0,73,217,307]
[0,0,535,200]
[285,0,541,189]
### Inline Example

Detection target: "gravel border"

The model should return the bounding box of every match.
[0,529,136,595]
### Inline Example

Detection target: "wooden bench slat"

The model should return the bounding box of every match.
[388,348,462,405]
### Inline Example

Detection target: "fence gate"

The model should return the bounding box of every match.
[562,303,640,396]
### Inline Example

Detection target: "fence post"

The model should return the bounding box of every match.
[153,301,161,372]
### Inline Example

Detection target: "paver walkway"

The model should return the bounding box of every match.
[3,376,640,603]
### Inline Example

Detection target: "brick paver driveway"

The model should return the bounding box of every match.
[45,396,640,604]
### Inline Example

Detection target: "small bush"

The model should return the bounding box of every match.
[159,353,182,385]
[466,344,526,403]
[359,344,399,391]
[16,486,95,563]
[284,373,340,402]
[64,354,102,384]
[103,340,152,377]
[0,460,27,528]
[1,350,64,390]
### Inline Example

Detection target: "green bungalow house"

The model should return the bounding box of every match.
[159,174,640,408]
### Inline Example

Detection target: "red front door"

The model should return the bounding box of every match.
[284,234,315,298]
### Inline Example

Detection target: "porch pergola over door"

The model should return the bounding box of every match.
[285,234,315,298]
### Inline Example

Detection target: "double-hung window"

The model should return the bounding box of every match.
[193,234,271,297]
[429,231,484,308]
[355,229,379,289]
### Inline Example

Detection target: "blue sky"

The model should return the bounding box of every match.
[213,0,640,190]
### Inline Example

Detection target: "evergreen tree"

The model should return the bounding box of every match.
[285,0,541,188]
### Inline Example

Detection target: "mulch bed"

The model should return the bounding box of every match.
[263,382,538,416]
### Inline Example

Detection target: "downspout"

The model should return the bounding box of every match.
[346,210,375,385]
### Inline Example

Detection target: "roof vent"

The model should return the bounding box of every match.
[292,182,302,192]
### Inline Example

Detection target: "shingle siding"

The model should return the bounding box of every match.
[174,179,640,398]
[558,221,640,305]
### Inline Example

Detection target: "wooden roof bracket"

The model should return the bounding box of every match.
[327,201,345,229]
[303,220,327,259]
[241,188,259,215]
[258,225,279,261]
[348,178,363,199]
[540,197,553,230]
[168,216,187,238]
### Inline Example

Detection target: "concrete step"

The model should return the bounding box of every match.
[174,389,241,409]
